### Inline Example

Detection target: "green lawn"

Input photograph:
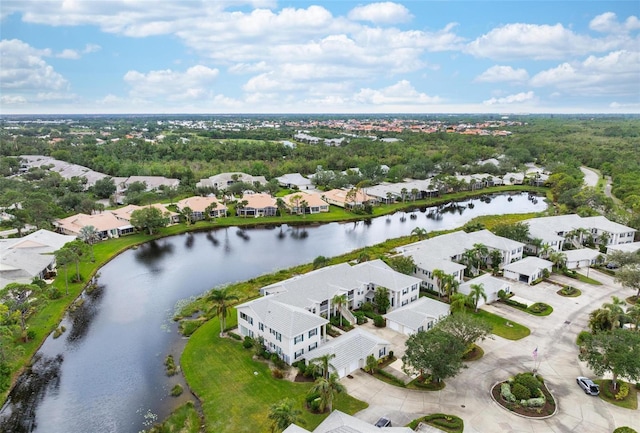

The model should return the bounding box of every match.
[594,380,638,410]
[181,312,367,433]
[473,309,530,340]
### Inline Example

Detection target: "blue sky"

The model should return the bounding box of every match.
[1,1,639,114]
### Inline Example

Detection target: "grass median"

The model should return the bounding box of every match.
[181,312,367,432]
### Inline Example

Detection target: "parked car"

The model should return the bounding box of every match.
[576,376,600,395]
[375,417,392,427]
[606,262,619,269]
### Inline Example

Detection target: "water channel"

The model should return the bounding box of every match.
[0,193,547,433]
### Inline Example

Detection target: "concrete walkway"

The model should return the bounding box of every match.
[342,269,640,432]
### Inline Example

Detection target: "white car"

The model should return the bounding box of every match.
[576,376,600,395]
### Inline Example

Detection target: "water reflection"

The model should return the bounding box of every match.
[0,354,63,433]
[66,284,104,345]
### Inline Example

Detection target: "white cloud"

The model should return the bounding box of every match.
[0,95,28,105]
[83,43,102,53]
[123,65,219,101]
[466,23,623,60]
[0,39,69,91]
[530,50,640,97]
[483,91,535,105]
[475,65,529,83]
[354,80,442,105]
[57,48,81,59]
[590,12,640,33]
[348,2,412,24]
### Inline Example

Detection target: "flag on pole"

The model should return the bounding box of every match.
[532,347,538,360]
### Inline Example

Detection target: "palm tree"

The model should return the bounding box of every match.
[432,269,447,298]
[309,353,336,380]
[205,202,218,221]
[207,287,239,337]
[411,188,419,202]
[411,227,428,241]
[385,191,394,205]
[489,249,502,275]
[472,243,489,272]
[309,372,345,413]
[54,247,74,295]
[449,292,468,314]
[461,250,476,277]
[443,275,459,299]
[237,199,249,217]
[539,244,553,259]
[468,283,487,312]
[332,294,348,327]
[549,251,567,272]
[626,303,640,331]
[275,197,287,217]
[602,296,627,329]
[400,187,408,202]
[268,398,305,433]
[181,206,193,224]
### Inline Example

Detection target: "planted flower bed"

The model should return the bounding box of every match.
[491,373,556,418]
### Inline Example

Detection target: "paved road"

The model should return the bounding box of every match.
[342,270,639,432]
[580,166,600,188]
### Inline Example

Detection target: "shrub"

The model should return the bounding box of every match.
[361,302,374,312]
[373,315,386,327]
[500,383,516,402]
[271,353,286,369]
[165,355,178,376]
[48,287,63,300]
[305,392,321,412]
[615,382,630,400]
[511,383,531,400]
[504,299,528,309]
[576,330,591,346]
[514,373,541,395]
[242,336,253,349]
[271,368,284,379]
[613,428,638,433]
[526,397,546,407]
[528,303,549,314]
[228,332,242,341]
[170,384,183,397]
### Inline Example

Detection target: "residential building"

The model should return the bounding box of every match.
[1,229,76,288]
[110,203,180,224]
[282,191,329,214]
[175,196,227,220]
[459,274,511,307]
[283,410,413,433]
[384,296,450,336]
[563,248,601,270]
[397,230,524,291]
[54,212,134,239]
[275,173,313,190]
[503,257,553,285]
[321,188,375,209]
[237,193,277,217]
[196,172,267,190]
[237,260,422,365]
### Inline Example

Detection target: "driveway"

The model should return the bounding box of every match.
[343,269,639,432]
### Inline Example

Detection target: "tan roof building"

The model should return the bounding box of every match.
[55,213,134,239]
[282,191,329,214]
[110,203,179,224]
[238,193,277,217]
[175,196,227,220]
[321,188,374,209]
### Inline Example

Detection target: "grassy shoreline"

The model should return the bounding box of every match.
[0,185,545,407]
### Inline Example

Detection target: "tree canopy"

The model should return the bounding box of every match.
[402,328,467,382]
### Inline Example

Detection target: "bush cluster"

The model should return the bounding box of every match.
[512,383,531,400]
[423,413,463,430]
[271,368,284,379]
[305,392,322,413]
[165,355,178,376]
[501,383,516,402]
[527,303,549,314]
[615,382,630,401]
[228,332,242,341]
[170,384,183,397]
[504,299,528,309]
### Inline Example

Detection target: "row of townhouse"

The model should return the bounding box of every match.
[397,229,525,291]
[522,214,637,253]
[236,260,422,369]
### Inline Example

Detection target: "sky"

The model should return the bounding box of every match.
[1,1,639,115]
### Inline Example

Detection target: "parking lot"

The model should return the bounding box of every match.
[343,269,640,432]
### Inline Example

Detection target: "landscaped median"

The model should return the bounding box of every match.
[180,312,367,432]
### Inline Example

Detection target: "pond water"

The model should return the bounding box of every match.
[0,193,546,433]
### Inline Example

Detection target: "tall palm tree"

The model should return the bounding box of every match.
[432,269,447,298]
[309,353,336,380]
[181,206,193,224]
[54,247,74,295]
[602,296,627,329]
[472,243,489,272]
[626,303,640,331]
[207,287,239,337]
[411,227,428,241]
[309,372,345,413]
[468,283,487,312]
[332,294,348,327]
[268,398,305,433]
[443,275,460,299]
[275,197,287,217]
[549,251,567,272]
[411,188,419,202]
[449,293,468,314]
[489,249,502,275]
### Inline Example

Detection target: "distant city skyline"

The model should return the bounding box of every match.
[1,1,639,115]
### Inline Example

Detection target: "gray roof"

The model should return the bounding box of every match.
[238,296,328,338]
[20,154,108,187]
[564,248,601,262]
[1,229,76,288]
[304,328,390,373]
[503,256,552,275]
[459,274,509,295]
[275,173,312,187]
[607,242,640,254]
[261,260,420,311]
[313,410,413,433]
[523,214,636,239]
[384,297,450,332]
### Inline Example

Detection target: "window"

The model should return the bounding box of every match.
[378,347,386,357]
[294,334,304,344]
[308,342,318,351]
[402,288,408,295]
[294,349,304,359]
[401,300,408,306]
[258,322,264,331]
[240,312,253,325]
[308,328,317,337]
[275,332,282,342]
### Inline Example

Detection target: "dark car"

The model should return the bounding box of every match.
[577,376,600,395]
[375,417,392,427]
[606,262,619,269]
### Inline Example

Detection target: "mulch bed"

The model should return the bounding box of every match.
[491,381,556,417]
[294,373,314,383]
